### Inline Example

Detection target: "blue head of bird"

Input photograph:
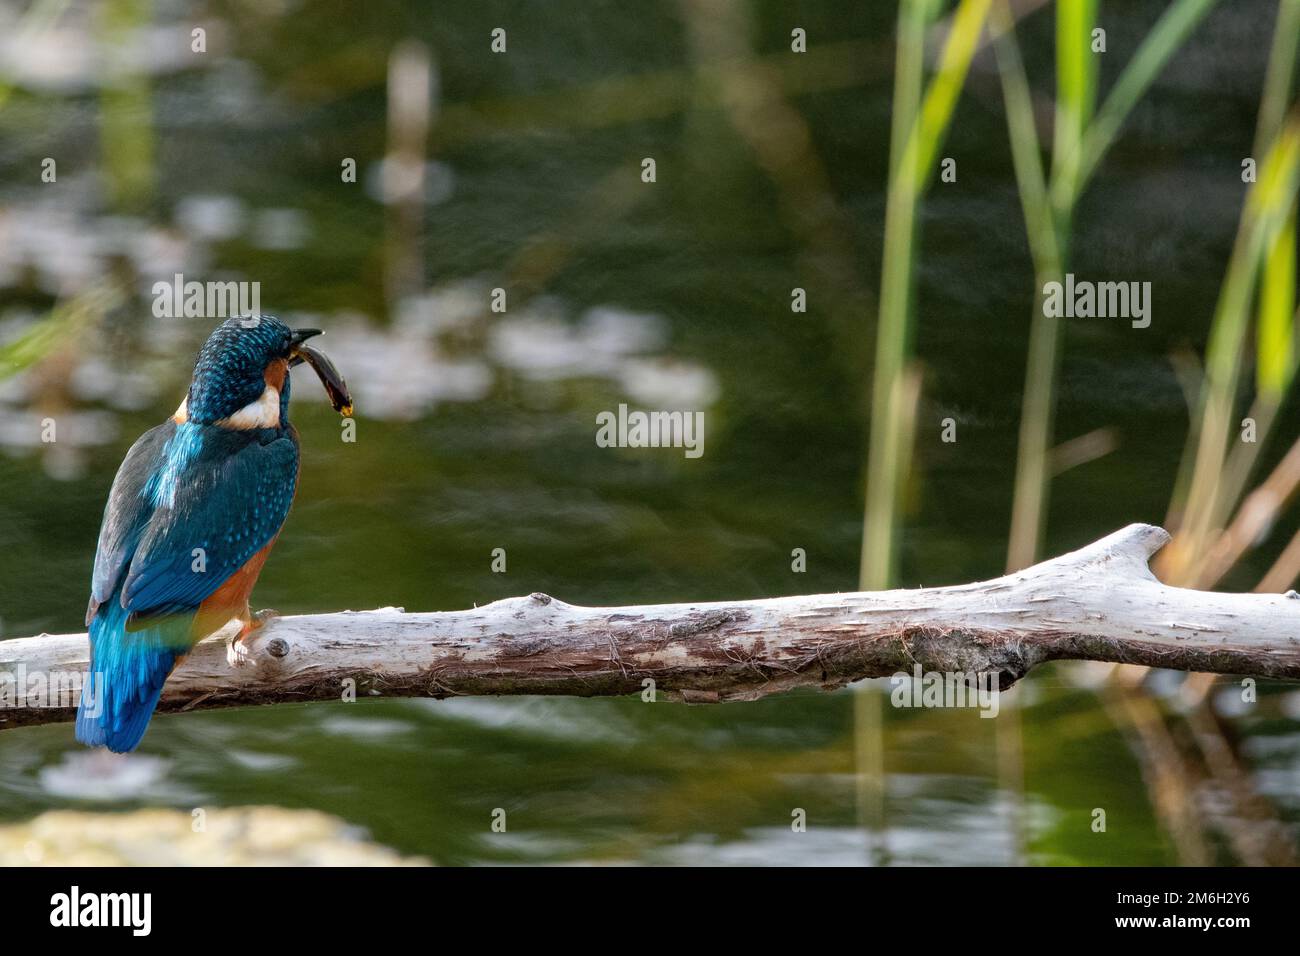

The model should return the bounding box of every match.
[178,316,352,428]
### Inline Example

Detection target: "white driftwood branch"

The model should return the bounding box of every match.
[3,523,1299,730]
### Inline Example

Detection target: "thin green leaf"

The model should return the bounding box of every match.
[1257,209,1296,399]
[1072,0,1219,197]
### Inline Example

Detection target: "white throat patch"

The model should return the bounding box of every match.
[216,384,281,429]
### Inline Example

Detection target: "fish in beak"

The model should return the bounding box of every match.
[289,330,353,417]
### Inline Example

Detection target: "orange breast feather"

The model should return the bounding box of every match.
[193,536,279,638]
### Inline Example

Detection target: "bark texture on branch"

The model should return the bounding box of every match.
[3,523,1299,731]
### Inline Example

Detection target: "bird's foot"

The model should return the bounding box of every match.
[226,609,280,667]
[227,635,254,668]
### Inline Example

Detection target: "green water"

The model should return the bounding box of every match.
[0,0,1297,864]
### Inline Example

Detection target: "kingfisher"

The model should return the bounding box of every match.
[76,315,353,753]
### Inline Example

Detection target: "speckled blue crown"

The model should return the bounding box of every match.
[186,315,294,425]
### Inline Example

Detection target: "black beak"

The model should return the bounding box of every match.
[289,331,353,417]
[289,328,323,348]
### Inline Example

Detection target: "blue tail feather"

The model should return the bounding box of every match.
[77,594,187,753]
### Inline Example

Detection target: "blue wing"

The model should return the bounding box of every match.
[120,424,300,621]
[87,422,173,625]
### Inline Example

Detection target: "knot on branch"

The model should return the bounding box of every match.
[899,626,1036,689]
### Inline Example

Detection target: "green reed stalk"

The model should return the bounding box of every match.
[998,0,1218,570]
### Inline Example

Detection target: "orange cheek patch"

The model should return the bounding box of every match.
[264,358,289,391]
